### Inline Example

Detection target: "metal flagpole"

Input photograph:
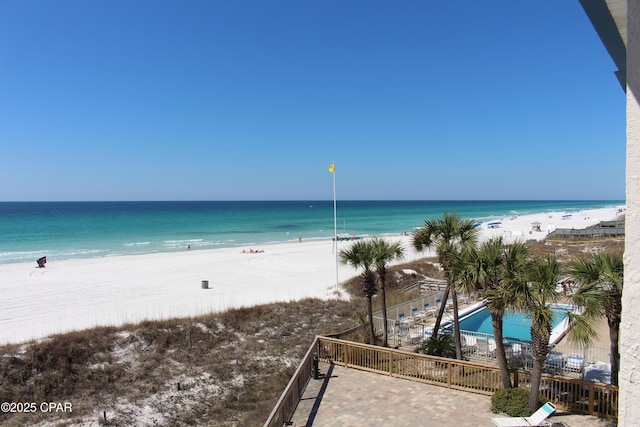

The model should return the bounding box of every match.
[329,163,338,290]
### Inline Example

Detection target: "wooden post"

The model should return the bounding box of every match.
[344,343,350,367]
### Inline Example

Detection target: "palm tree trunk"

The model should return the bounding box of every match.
[490,312,512,388]
[608,314,620,386]
[431,284,451,338]
[529,358,544,412]
[367,296,376,345]
[452,289,462,360]
[529,325,550,412]
[380,279,389,347]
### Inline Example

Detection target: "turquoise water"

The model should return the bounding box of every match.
[458,306,570,341]
[0,200,623,264]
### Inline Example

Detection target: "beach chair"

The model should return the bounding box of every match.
[491,402,556,426]
[419,302,436,320]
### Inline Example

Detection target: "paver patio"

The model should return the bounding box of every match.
[289,363,617,427]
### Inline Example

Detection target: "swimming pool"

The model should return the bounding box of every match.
[456,304,573,344]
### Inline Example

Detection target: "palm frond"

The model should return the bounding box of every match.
[564,312,598,347]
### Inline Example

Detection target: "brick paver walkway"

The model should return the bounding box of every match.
[289,363,617,427]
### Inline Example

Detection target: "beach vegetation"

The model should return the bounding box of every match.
[412,211,480,359]
[451,237,530,389]
[568,250,624,386]
[491,388,545,417]
[417,334,455,358]
[371,237,405,347]
[511,253,561,412]
[0,298,361,427]
[339,240,379,345]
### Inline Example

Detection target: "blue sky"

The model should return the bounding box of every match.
[0,1,625,201]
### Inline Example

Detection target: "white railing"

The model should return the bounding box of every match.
[370,314,613,383]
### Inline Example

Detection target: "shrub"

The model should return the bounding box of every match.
[417,335,455,358]
[491,388,532,417]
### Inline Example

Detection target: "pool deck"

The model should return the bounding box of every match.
[289,362,617,427]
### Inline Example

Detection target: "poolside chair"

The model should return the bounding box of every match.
[491,402,556,426]
[476,337,490,357]
[420,302,436,319]
[398,312,414,326]
[566,354,584,372]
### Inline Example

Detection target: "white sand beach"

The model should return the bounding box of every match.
[0,206,623,345]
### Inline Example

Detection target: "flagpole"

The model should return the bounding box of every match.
[332,163,338,291]
[328,162,338,291]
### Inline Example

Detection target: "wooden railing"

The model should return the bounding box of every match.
[316,336,618,419]
[324,323,368,342]
[548,227,624,239]
[265,336,617,426]
[263,337,319,427]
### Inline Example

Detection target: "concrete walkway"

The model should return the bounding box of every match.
[289,363,617,427]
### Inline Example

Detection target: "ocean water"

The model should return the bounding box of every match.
[0,200,623,265]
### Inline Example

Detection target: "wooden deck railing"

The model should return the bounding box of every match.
[265,336,617,426]
[316,336,618,419]
[263,336,319,427]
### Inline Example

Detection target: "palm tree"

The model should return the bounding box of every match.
[512,253,560,412]
[339,240,377,345]
[457,238,529,389]
[412,211,480,359]
[371,237,405,347]
[569,250,624,386]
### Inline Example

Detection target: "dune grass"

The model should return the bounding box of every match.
[0,298,362,427]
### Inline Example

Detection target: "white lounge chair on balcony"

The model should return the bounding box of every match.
[491,402,556,426]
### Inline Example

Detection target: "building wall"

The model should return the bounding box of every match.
[620,1,640,424]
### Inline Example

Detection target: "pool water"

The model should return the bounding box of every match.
[458,306,569,342]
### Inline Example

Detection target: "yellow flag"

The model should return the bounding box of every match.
[328,164,335,173]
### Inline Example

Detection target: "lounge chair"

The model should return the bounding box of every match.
[566,354,584,372]
[419,303,436,319]
[491,402,556,426]
[476,337,491,357]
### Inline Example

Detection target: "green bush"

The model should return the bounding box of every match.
[491,388,532,417]
[417,335,455,358]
